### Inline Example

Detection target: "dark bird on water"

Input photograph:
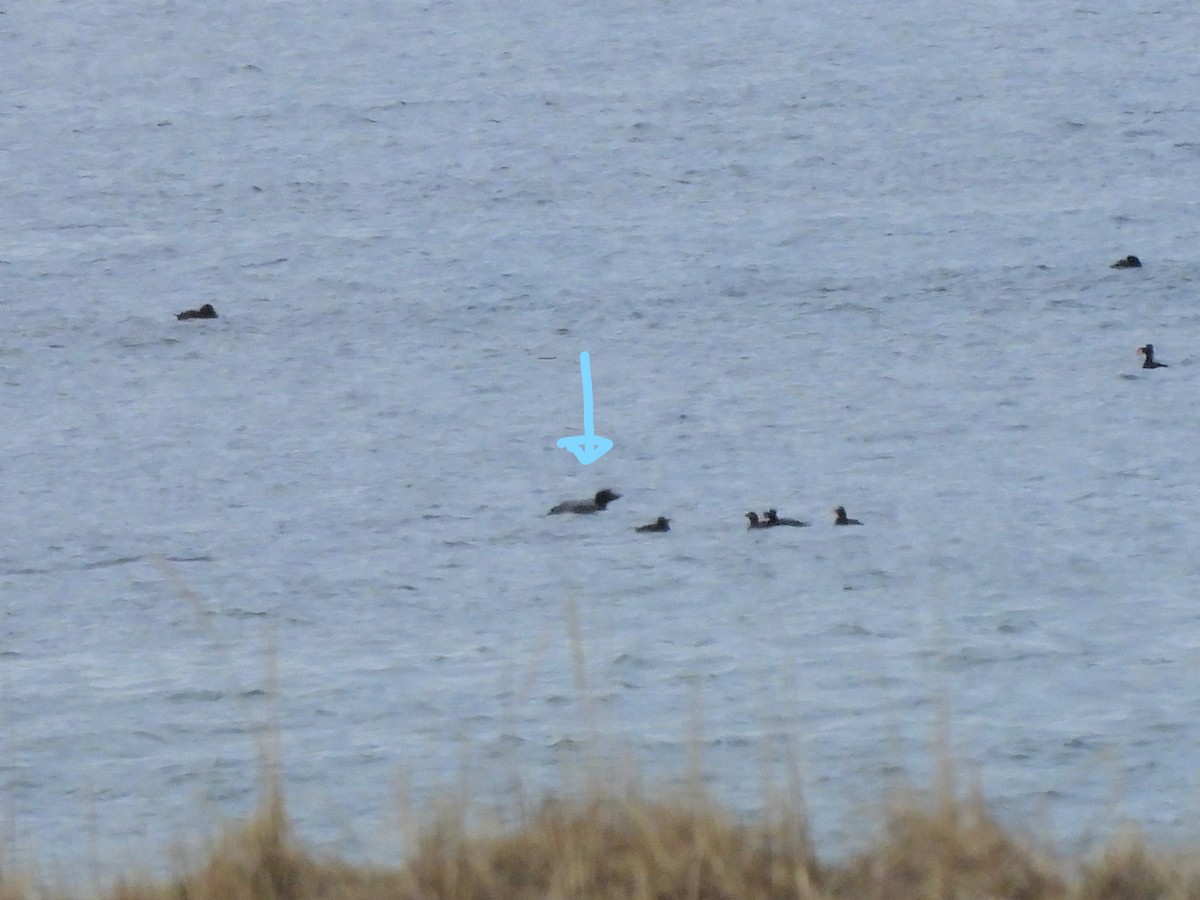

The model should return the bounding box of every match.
[635,517,670,533]
[745,511,769,529]
[1111,255,1142,269]
[834,506,863,525]
[764,509,809,527]
[1138,344,1168,368]
[548,488,621,514]
[176,303,218,320]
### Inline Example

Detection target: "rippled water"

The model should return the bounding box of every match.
[5,0,1200,879]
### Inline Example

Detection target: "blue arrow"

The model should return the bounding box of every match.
[556,351,614,465]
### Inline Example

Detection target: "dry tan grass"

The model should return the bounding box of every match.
[402,788,820,900]
[3,773,1199,900]
[828,787,1068,900]
[10,575,1191,898]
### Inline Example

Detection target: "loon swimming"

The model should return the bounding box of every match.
[635,516,670,533]
[1138,344,1168,368]
[1110,255,1142,269]
[745,511,769,529]
[548,488,621,514]
[176,303,218,320]
[764,509,809,527]
[834,506,863,525]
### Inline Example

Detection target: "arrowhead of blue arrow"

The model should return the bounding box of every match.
[557,434,614,465]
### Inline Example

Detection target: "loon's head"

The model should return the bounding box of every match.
[594,489,621,507]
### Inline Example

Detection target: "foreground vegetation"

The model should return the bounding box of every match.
[10,579,1192,896]
[4,773,1200,899]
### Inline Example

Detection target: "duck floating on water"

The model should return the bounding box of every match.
[764,509,809,527]
[635,517,670,533]
[176,303,218,320]
[548,488,621,515]
[834,506,863,525]
[1138,344,1168,368]
[745,512,769,529]
[1111,255,1142,269]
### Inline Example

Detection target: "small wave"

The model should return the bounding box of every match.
[167,689,227,703]
[707,735,754,748]
[611,652,651,669]
[1062,734,1105,752]
[829,622,872,637]
[83,555,143,570]
[996,618,1037,634]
